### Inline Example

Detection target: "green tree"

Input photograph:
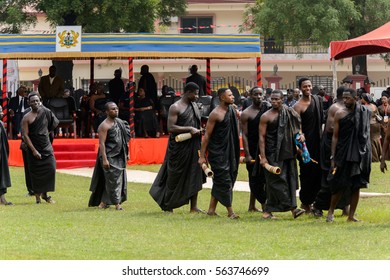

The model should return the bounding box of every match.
[243,0,390,75]
[36,0,186,32]
[0,0,187,89]
[0,0,36,33]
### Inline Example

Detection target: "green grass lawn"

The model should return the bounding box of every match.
[1,164,390,260]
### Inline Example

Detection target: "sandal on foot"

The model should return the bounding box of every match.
[207,212,220,217]
[262,213,277,220]
[228,213,240,219]
[190,208,206,214]
[42,196,55,204]
[292,208,305,219]
[326,215,334,223]
[98,204,109,209]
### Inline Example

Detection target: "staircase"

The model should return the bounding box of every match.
[53,139,98,169]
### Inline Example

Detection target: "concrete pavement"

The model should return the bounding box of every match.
[57,167,390,198]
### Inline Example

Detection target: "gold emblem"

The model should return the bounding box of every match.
[58,30,79,48]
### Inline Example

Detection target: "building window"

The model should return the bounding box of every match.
[180,17,213,33]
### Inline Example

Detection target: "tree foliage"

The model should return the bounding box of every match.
[36,0,186,32]
[0,0,187,33]
[0,0,37,33]
[243,0,390,47]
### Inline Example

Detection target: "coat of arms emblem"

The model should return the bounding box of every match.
[58,30,79,48]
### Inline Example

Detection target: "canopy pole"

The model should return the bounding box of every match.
[90,58,94,86]
[256,57,262,87]
[2,59,7,128]
[206,58,211,95]
[128,57,135,138]
[128,57,134,82]
[332,58,337,97]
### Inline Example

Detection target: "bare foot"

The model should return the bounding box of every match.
[347,217,360,222]
[115,204,124,211]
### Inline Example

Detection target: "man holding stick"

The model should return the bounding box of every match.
[150,82,205,213]
[259,90,305,219]
[198,88,240,219]
[240,87,271,212]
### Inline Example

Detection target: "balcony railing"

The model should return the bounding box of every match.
[262,39,328,54]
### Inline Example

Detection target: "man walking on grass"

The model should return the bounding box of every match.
[89,102,131,211]
[198,88,241,219]
[149,82,206,213]
[327,88,371,222]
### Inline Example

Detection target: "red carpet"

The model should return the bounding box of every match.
[9,136,242,169]
[8,137,169,169]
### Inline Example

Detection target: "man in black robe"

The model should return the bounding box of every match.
[312,87,350,216]
[186,65,207,97]
[89,102,130,210]
[293,77,324,213]
[199,88,240,219]
[0,105,13,205]
[150,82,206,212]
[138,65,158,106]
[108,69,125,106]
[21,92,59,204]
[327,88,371,222]
[240,86,271,212]
[20,106,34,196]
[259,90,305,219]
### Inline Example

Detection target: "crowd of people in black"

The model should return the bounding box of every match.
[2,69,390,224]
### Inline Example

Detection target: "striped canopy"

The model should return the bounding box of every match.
[0,33,261,60]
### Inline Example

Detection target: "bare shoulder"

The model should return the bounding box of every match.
[260,109,271,122]
[292,100,303,113]
[240,106,251,122]
[208,106,225,123]
[97,119,110,133]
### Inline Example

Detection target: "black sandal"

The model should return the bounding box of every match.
[42,195,55,204]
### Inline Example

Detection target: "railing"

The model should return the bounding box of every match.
[262,39,328,54]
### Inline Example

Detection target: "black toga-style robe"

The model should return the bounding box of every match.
[25,106,59,194]
[0,121,11,196]
[298,95,323,206]
[331,104,371,193]
[149,102,205,210]
[208,105,240,207]
[247,102,271,204]
[264,106,301,212]
[89,119,130,206]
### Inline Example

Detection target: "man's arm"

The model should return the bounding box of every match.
[330,111,341,170]
[97,121,110,169]
[240,110,252,162]
[21,115,41,159]
[167,103,200,135]
[380,122,390,173]
[259,113,269,166]
[198,110,218,166]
